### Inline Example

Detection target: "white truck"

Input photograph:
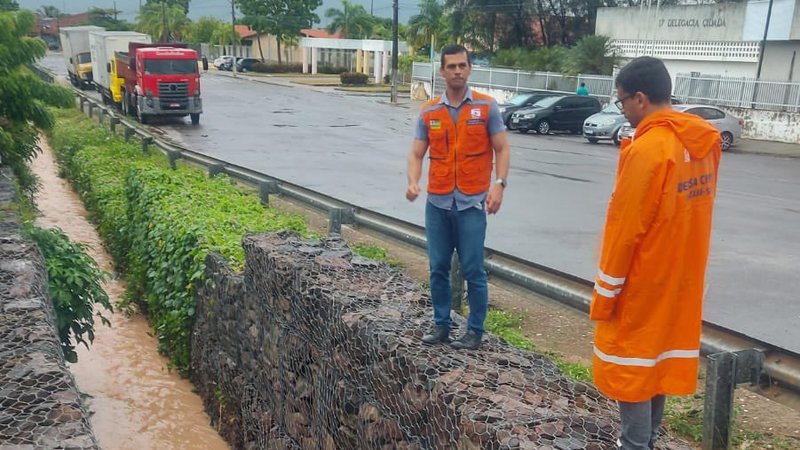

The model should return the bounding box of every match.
[59,26,105,89]
[89,31,151,105]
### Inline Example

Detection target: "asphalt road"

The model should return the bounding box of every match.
[41,54,800,354]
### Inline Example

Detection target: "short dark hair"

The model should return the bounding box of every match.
[615,56,672,104]
[580,82,586,87]
[440,44,470,67]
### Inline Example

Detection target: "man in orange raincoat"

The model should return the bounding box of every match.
[590,57,721,449]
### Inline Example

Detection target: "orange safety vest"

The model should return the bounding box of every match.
[421,92,494,195]
[590,109,722,403]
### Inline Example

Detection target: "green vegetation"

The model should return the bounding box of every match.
[491,36,619,76]
[484,309,593,383]
[0,10,73,196]
[48,108,307,373]
[24,226,113,363]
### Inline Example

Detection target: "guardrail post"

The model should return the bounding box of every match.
[450,252,465,313]
[702,349,764,450]
[208,164,225,178]
[258,181,280,207]
[141,136,153,153]
[124,125,134,142]
[79,97,86,112]
[87,102,94,118]
[98,108,105,125]
[110,117,120,133]
[328,207,355,235]
[167,150,181,169]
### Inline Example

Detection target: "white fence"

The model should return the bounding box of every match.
[674,74,800,113]
[412,62,615,102]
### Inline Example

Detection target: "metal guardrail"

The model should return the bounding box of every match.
[35,64,800,416]
[675,73,800,113]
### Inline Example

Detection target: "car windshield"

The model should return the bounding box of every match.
[144,59,197,75]
[508,94,534,106]
[77,53,91,64]
[603,102,621,113]
[532,96,562,108]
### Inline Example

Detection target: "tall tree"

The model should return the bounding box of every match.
[146,0,190,13]
[325,0,373,39]
[37,5,62,18]
[184,17,228,44]
[563,34,618,75]
[136,2,190,42]
[406,0,443,51]
[0,0,18,11]
[89,7,131,31]
[0,10,74,193]
[238,0,322,65]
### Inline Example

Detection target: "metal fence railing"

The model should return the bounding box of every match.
[412,62,615,102]
[674,73,800,113]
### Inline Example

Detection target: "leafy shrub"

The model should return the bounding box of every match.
[318,65,349,74]
[251,62,303,73]
[340,72,369,85]
[24,225,112,363]
[48,108,308,373]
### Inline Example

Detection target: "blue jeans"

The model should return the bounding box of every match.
[425,201,488,334]
[618,395,666,450]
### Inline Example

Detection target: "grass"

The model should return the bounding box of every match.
[351,242,404,268]
[484,309,593,383]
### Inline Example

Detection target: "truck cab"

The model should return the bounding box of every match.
[135,47,202,124]
[74,52,93,87]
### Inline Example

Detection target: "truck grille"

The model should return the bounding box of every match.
[158,81,189,109]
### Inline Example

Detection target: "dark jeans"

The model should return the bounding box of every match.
[424,201,488,334]
[618,395,667,450]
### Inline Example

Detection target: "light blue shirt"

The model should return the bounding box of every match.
[415,88,505,211]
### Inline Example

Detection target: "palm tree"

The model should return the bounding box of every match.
[406,0,443,52]
[37,5,62,18]
[325,0,374,39]
[135,2,190,42]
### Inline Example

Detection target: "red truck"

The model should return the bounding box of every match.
[116,43,202,125]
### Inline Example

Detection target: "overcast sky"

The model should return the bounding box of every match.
[18,0,419,27]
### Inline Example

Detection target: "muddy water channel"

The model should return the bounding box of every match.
[31,142,230,450]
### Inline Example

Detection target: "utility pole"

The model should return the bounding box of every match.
[114,1,118,22]
[390,0,399,103]
[755,0,774,80]
[231,0,237,77]
[370,0,374,16]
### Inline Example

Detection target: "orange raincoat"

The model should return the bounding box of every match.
[590,109,722,402]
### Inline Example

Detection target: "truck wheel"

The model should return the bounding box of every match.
[190,113,200,125]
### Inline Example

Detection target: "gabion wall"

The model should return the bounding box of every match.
[0,170,99,449]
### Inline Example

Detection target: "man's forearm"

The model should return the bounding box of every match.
[495,145,510,180]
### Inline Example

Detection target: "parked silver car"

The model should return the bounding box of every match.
[615,105,743,151]
[583,102,627,145]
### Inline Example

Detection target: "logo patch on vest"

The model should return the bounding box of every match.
[429,120,441,130]
[471,108,482,119]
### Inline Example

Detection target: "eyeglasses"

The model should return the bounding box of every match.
[615,94,635,110]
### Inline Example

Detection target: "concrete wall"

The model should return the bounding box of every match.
[0,169,99,449]
[597,3,748,41]
[661,59,757,82]
[743,0,798,40]
[190,233,632,449]
[250,34,303,64]
[721,106,800,143]
[761,41,800,81]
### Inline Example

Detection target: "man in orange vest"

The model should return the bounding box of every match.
[406,44,510,350]
[590,57,721,449]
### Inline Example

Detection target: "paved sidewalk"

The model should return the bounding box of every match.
[735,138,800,158]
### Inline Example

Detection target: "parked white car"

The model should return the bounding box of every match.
[617,104,743,151]
[213,55,234,70]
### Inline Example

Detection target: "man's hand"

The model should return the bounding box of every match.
[406,182,421,202]
[486,183,504,214]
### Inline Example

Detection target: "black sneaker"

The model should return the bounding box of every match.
[450,330,482,350]
[421,324,450,344]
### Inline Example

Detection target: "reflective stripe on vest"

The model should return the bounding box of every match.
[593,345,699,368]
[422,93,494,196]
